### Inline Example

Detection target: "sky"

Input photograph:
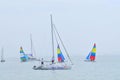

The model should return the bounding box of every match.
[0,0,120,59]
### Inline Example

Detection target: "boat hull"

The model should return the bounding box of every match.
[84,60,96,62]
[33,64,71,70]
[1,60,5,62]
[21,57,38,62]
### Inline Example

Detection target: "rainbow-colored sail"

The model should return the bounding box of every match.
[57,45,65,62]
[86,43,96,61]
[20,47,29,62]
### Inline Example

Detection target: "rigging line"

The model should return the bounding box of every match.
[53,24,74,65]
[53,25,59,45]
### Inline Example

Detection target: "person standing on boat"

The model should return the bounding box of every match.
[41,58,44,65]
[52,57,54,64]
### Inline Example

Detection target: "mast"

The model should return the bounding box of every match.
[30,34,33,56]
[1,47,3,60]
[30,34,36,58]
[50,14,55,62]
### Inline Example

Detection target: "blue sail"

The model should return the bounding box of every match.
[86,52,91,60]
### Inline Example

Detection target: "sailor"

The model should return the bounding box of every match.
[52,57,54,64]
[41,58,44,65]
[33,65,36,69]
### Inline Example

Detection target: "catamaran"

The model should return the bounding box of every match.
[20,34,37,62]
[85,43,96,62]
[33,15,73,70]
[1,47,5,62]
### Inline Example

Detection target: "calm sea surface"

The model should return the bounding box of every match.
[0,55,120,80]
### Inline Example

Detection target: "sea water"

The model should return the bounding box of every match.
[0,55,120,80]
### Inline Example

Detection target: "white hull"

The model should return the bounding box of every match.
[33,63,71,70]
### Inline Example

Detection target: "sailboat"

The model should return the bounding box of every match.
[33,15,73,70]
[85,43,96,62]
[1,47,5,62]
[20,34,37,62]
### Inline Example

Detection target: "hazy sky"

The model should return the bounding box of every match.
[0,0,120,58]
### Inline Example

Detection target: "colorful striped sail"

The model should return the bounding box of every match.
[57,45,65,62]
[90,43,96,61]
[86,43,96,61]
[20,47,29,62]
